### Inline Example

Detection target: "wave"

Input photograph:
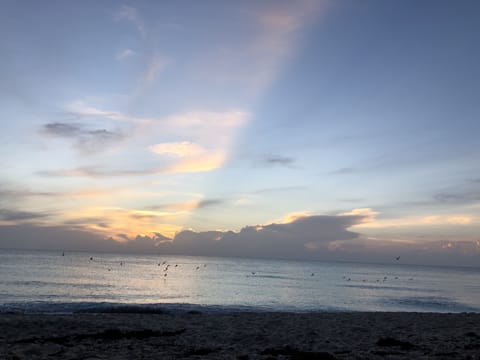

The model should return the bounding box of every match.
[380,296,480,313]
[341,284,440,292]
[0,301,352,315]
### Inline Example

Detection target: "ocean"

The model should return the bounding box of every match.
[0,249,479,314]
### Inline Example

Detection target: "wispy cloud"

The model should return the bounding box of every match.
[0,188,60,201]
[149,141,204,157]
[114,5,146,37]
[67,101,152,124]
[353,212,475,229]
[195,1,326,97]
[116,48,137,60]
[149,141,225,173]
[252,186,307,194]
[145,198,225,212]
[142,55,169,84]
[330,167,359,175]
[38,166,160,178]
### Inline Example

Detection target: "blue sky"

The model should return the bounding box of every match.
[1,0,479,266]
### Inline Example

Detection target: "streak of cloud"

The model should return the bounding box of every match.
[114,5,146,37]
[262,155,295,167]
[116,48,137,60]
[0,209,50,222]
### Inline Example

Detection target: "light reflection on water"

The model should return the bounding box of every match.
[0,249,479,313]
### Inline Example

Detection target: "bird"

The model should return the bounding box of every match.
[120,262,123,266]
[395,256,400,261]
[89,257,93,261]
[251,272,256,275]
[311,273,315,276]
[196,266,200,270]
[62,252,64,256]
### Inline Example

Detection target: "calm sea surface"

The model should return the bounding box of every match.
[0,249,479,313]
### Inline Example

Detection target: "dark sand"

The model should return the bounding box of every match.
[1,312,480,359]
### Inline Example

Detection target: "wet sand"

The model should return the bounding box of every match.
[1,311,479,359]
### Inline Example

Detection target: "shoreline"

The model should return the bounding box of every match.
[2,311,479,359]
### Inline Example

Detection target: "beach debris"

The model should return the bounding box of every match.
[260,346,338,359]
[376,337,415,350]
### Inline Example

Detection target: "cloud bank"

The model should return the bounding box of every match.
[1,211,479,267]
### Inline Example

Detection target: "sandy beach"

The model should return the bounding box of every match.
[1,311,479,359]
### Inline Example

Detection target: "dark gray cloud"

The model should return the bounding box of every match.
[62,217,110,229]
[0,189,59,198]
[42,122,124,153]
[158,214,363,260]
[433,190,480,204]
[196,199,225,209]
[0,183,65,203]
[0,214,363,257]
[44,122,82,137]
[263,155,295,167]
[0,225,116,252]
[0,209,49,222]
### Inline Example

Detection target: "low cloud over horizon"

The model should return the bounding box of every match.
[1,212,479,268]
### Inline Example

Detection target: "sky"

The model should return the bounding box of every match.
[1,0,480,267]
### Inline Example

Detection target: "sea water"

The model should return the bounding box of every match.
[0,249,479,313]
